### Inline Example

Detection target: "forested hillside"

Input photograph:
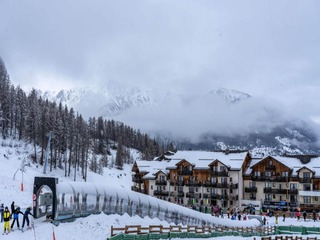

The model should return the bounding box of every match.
[0,57,166,180]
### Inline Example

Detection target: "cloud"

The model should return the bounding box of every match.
[1,0,320,140]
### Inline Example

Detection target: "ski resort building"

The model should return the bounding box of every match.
[131,150,320,213]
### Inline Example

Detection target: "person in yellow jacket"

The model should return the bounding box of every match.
[3,206,10,235]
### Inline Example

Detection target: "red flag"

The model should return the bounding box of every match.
[53,227,56,240]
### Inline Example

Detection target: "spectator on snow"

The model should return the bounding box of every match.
[263,216,267,225]
[303,211,307,221]
[11,207,23,230]
[0,204,4,222]
[313,210,317,222]
[296,211,301,221]
[282,212,286,222]
[21,206,33,230]
[3,206,11,234]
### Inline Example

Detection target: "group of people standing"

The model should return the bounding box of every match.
[0,201,33,235]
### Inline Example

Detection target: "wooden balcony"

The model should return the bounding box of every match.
[178,170,193,175]
[265,165,276,170]
[211,170,228,177]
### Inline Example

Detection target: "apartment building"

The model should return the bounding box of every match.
[131,151,320,212]
[132,150,250,210]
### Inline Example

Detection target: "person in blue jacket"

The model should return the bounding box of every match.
[21,206,33,230]
[11,207,23,230]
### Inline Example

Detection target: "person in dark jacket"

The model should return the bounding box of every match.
[303,211,307,221]
[0,204,4,222]
[10,207,23,230]
[21,206,33,230]
[10,202,14,216]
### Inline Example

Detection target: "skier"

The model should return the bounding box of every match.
[0,204,4,222]
[21,206,33,231]
[3,206,10,235]
[11,207,23,230]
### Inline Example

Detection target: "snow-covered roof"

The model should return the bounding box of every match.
[135,151,249,178]
[247,155,320,177]
[167,150,249,170]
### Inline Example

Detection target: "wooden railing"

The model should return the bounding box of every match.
[110,224,276,237]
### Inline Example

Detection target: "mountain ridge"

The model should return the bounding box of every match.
[38,84,320,155]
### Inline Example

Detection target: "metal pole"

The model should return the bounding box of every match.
[43,131,53,174]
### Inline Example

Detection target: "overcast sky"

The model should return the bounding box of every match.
[1,1,320,136]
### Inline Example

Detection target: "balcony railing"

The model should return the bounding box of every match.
[217,183,229,188]
[265,165,276,170]
[170,180,184,186]
[186,193,201,198]
[153,190,169,196]
[178,170,193,175]
[288,189,298,194]
[264,187,293,194]
[186,181,201,187]
[252,176,289,182]
[211,171,229,177]
[229,183,239,189]
[300,178,312,183]
[245,187,257,193]
[170,191,184,197]
[155,180,167,186]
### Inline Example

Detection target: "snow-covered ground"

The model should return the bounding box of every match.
[0,138,319,240]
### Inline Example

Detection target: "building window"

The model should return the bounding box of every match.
[303,184,311,191]
[254,171,261,177]
[303,196,311,204]
[151,185,153,190]
[230,177,233,182]
[265,182,271,188]
[303,172,311,178]
[249,182,256,188]
[269,160,272,165]
[266,194,272,201]
[282,172,288,177]
[290,183,297,190]
[265,171,271,177]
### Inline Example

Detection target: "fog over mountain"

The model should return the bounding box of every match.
[40,82,320,154]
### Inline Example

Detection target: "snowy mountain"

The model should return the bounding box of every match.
[39,84,320,155]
